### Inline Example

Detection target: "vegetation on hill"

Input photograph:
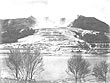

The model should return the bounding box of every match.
[1,16,36,44]
[69,15,110,33]
[82,32,110,43]
[68,15,110,43]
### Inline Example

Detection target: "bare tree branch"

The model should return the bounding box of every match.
[67,54,91,83]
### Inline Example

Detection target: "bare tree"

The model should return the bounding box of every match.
[22,46,43,81]
[67,54,91,83]
[92,60,109,83]
[5,46,43,81]
[5,48,23,80]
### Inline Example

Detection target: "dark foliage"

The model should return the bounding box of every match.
[70,15,110,33]
[17,28,35,39]
[1,28,35,43]
[78,42,90,51]
[1,16,36,44]
[83,32,110,43]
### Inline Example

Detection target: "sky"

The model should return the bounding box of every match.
[0,0,110,24]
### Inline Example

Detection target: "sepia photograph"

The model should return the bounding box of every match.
[0,0,110,83]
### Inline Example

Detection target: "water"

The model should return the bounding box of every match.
[0,53,110,80]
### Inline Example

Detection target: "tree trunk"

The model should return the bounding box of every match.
[30,67,34,80]
[105,79,106,83]
[25,71,29,81]
[75,77,78,83]
[30,72,33,80]
[16,68,18,80]
[79,78,81,83]
[75,73,78,83]
[105,73,107,83]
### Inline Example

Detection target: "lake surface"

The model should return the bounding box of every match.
[0,53,110,80]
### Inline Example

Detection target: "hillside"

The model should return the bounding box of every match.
[68,15,110,43]
[1,27,92,56]
[1,16,110,55]
[1,15,109,44]
[0,16,36,44]
[69,15,110,33]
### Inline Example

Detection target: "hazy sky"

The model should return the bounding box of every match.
[0,0,110,24]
